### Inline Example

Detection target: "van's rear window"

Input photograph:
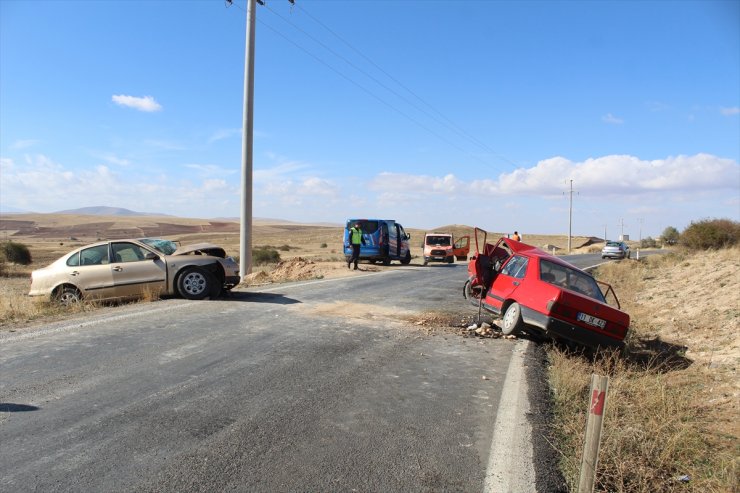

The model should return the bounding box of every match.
[348,220,379,234]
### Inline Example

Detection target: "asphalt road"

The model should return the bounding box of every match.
[0,262,551,492]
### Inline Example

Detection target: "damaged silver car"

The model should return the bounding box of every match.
[29,238,240,303]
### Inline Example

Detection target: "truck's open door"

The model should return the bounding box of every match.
[453,235,470,261]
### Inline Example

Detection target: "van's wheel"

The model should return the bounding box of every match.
[382,258,391,266]
[501,302,524,335]
[177,267,215,300]
[401,251,411,265]
[55,286,81,305]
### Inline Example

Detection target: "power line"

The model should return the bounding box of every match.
[268,2,519,170]
[225,0,520,173]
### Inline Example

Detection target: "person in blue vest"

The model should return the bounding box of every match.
[347,222,366,270]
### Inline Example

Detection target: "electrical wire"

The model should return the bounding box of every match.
[264,2,519,170]
[225,0,519,172]
[294,2,520,170]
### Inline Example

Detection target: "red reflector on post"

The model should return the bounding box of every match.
[590,390,606,416]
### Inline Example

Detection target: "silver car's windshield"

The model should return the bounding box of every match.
[140,238,178,255]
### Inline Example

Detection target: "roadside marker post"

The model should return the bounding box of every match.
[578,374,610,493]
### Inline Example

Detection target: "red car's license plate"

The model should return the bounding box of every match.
[577,312,606,329]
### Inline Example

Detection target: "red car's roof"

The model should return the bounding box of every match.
[500,238,585,272]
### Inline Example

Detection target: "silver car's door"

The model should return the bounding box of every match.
[110,241,167,298]
[70,244,115,299]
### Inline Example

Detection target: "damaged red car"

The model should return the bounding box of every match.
[463,228,629,349]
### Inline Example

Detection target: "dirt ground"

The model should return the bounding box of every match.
[1,213,606,285]
[627,248,740,369]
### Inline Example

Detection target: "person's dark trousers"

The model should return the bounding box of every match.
[349,244,361,269]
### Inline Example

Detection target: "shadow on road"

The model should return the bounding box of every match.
[0,403,40,413]
[223,291,301,305]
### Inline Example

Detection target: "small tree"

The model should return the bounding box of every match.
[1,241,32,265]
[660,226,680,245]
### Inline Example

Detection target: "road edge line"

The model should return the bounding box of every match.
[484,339,536,493]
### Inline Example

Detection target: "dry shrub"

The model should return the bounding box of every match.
[0,287,102,327]
[548,249,739,492]
[140,286,162,303]
[253,248,281,265]
[1,240,33,265]
[680,219,739,250]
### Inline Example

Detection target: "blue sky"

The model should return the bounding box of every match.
[1,0,738,238]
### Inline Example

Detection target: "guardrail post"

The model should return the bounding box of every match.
[578,374,609,493]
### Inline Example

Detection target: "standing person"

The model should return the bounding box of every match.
[512,231,521,241]
[347,222,366,270]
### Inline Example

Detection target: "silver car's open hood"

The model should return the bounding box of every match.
[173,243,227,258]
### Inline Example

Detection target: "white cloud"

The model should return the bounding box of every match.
[91,152,131,167]
[254,161,309,181]
[208,128,241,143]
[0,154,241,217]
[720,106,740,116]
[184,163,238,176]
[143,139,187,151]
[646,101,671,112]
[298,177,338,196]
[202,179,228,192]
[480,154,739,196]
[10,139,39,150]
[602,113,624,124]
[2,152,737,234]
[369,173,462,194]
[356,154,739,215]
[111,94,162,112]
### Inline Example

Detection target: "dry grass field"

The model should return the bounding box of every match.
[0,213,601,291]
[5,213,734,491]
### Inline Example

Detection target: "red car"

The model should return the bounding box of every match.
[463,228,629,349]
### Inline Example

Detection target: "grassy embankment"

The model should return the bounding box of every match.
[549,248,739,492]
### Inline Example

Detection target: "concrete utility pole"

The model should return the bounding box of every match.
[239,0,257,279]
[236,0,293,279]
[638,218,644,244]
[618,218,626,240]
[566,180,577,253]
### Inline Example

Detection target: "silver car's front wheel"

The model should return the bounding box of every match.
[177,267,213,300]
